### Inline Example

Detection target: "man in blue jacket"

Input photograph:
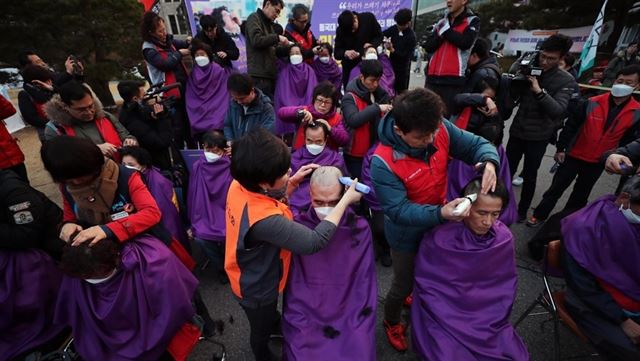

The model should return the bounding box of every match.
[370,88,499,352]
[223,73,275,142]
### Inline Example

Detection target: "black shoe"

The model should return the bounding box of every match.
[381,252,392,267]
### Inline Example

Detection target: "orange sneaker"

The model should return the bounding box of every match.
[384,320,408,352]
[403,294,413,307]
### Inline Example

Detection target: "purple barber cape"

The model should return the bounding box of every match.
[283,207,377,361]
[311,57,342,91]
[562,195,640,301]
[54,235,197,361]
[0,249,65,360]
[274,60,318,135]
[289,146,347,213]
[361,144,381,212]
[349,54,396,98]
[230,33,247,73]
[144,167,189,249]
[187,155,233,242]
[447,145,517,225]
[412,221,529,361]
[186,62,230,134]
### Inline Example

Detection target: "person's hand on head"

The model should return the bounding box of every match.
[216,51,227,59]
[440,197,470,221]
[97,143,118,157]
[71,225,107,247]
[290,163,320,187]
[477,161,497,193]
[605,154,633,174]
[179,48,191,56]
[314,118,331,131]
[123,138,138,147]
[302,109,313,124]
[345,50,359,60]
[60,223,83,243]
[278,35,289,45]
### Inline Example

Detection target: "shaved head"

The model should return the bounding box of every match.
[310,166,343,188]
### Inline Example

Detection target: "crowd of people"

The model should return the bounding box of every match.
[1,0,640,360]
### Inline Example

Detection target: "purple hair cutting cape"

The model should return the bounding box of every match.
[274,60,318,135]
[54,235,198,361]
[311,57,343,91]
[447,145,517,225]
[349,53,396,98]
[360,144,381,211]
[187,155,233,242]
[288,146,347,213]
[562,195,640,300]
[283,206,377,361]
[144,167,189,249]
[0,249,65,360]
[412,221,529,361]
[186,61,230,134]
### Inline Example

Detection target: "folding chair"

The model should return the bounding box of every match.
[514,240,592,361]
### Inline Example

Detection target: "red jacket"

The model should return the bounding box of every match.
[569,94,640,163]
[0,96,25,169]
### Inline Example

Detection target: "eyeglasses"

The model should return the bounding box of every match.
[70,103,95,113]
[539,53,560,63]
[314,98,332,106]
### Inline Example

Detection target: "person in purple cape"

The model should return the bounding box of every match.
[349,45,396,98]
[289,122,348,213]
[412,179,529,361]
[360,143,392,267]
[561,175,640,361]
[188,130,233,284]
[0,169,68,360]
[121,146,190,251]
[310,43,343,91]
[55,236,198,361]
[283,166,377,361]
[274,44,318,136]
[186,40,231,137]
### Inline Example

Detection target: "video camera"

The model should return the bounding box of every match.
[141,81,180,116]
[514,51,543,77]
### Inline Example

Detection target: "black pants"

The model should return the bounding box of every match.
[369,209,389,256]
[251,76,275,101]
[172,98,196,149]
[424,82,464,118]
[533,156,603,219]
[241,300,280,361]
[391,60,411,95]
[506,136,549,217]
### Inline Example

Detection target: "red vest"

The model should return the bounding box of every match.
[0,97,25,169]
[292,106,342,150]
[347,92,381,158]
[452,107,473,131]
[373,124,450,205]
[427,15,475,78]
[148,42,184,99]
[62,117,123,162]
[569,94,640,163]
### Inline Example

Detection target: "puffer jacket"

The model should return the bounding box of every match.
[603,50,640,87]
[223,88,275,140]
[509,66,577,141]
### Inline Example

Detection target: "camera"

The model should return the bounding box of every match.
[515,51,543,77]
[69,55,83,76]
[141,81,180,116]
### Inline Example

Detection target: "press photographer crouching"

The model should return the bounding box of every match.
[117,80,184,174]
[504,34,578,222]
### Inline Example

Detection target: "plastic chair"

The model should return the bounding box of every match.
[514,240,592,361]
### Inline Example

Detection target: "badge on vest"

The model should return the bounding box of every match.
[13,211,34,224]
[8,201,31,212]
[110,211,129,221]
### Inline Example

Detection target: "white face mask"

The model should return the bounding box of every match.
[620,205,640,224]
[319,56,331,64]
[84,269,118,284]
[306,143,325,156]
[364,53,378,60]
[204,151,221,163]
[611,84,635,97]
[194,56,210,67]
[314,206,334,220]
[377,46,384,54]
[290,54,304,65]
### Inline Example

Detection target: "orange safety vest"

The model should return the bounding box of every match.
[225,180,293,300]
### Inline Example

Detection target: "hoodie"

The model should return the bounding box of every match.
[369,114,499,253]
[341,77,391,156]
[43,93,132,144]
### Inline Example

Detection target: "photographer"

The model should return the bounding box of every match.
[17,64,56,142]
[18,50,84,88]
[117,80,180,173]
[505,34,577,222]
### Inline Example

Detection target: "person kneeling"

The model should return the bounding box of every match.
[561,176,640,361]
[55,237,198,361]
[283,166,377,360]
[412,179,529,361]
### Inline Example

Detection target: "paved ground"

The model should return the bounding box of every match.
[16,67,613,361]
